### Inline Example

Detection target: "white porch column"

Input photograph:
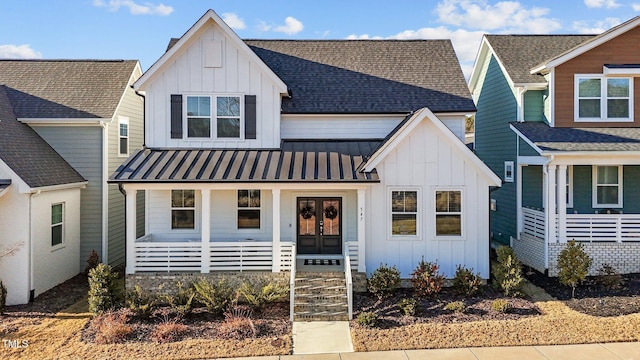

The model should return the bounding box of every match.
[201,188,211,273]
[357,189,366,273]
[557,165,567,243]
[516,164,524,235]
[125,188,137,275]
[272,188,281,272]
[546,164,557,243]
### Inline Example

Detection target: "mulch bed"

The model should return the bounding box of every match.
[353,287,540,329]
[525,270,640,316]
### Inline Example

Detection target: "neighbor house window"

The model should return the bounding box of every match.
[504,161,514,182]
[51,203,64,246]
[391,190,417,236]
[238,190,260,229]
[118,116,129,156]
[171,190,195,229]
[186,95,242,138]
[593,165,622,207]
[575,75,632,121]
[435,190,462,236]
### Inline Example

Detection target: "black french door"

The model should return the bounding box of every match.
[296,197,342,254]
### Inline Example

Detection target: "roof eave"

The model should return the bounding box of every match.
[18,118,111,125]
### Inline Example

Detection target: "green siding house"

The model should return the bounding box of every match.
[469,17,640,276]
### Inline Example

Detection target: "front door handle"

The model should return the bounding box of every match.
[319,220,324,235]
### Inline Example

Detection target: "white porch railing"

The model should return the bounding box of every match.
[346,241,359,271]
[209,242,274,271]
[134,236,202,272]
[344,250,353,320]
[522,207,546,239]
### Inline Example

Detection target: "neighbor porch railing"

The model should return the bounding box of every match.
[522,207,546,239]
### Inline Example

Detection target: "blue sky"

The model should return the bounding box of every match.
[1,0,638,77]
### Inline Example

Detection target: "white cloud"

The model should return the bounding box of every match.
[0,44,42,59]
[435,0,561,33]
[93,0,173,16]
[632,3,640,10]
[273,16,304,35]
[572,17,621,33]
[584,0,620,8]
[222,13,246,30]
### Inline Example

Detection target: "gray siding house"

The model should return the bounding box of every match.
[0,59,145,269]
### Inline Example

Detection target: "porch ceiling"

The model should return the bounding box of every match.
[109,140,380,183]
[512,122,640,152]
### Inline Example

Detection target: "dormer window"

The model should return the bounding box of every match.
[185,95,242,138]
[575,75,633,122]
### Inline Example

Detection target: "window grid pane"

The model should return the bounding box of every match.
[171,190,195,229]
[435,191,462,236]
[391,191,417,236]
[238,190,260,229]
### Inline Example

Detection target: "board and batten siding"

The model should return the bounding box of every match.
[108,81,145,266]
[366,118,492,279]
[474,54,518,246]
[144,21,282,149]
[33,126,103,270]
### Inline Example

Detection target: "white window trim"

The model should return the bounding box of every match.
[118,116,129,157]
[566,165,574,208]
[388,187,420,240]
[433,187,464,240]
[592,165,623,208]
[51,202,65,249]
[237,189,263,232]
[184,94,244,139]
[170,189,198,231]
[574,74,633,122]
[504,161,514,182]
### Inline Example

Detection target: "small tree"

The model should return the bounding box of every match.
[492,246,524,296]
[88,263,121,314]
[368,264,401,299]
[410,258,445,297]
[557,240,592,298]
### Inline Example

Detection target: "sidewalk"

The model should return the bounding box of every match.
[222,342,640,360]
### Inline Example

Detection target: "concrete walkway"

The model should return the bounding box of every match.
[292,321,354,354]
[222,342,640,359]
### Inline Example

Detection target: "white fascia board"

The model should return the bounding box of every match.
[513,83,547,89]
[28,181,88,193]
[280,113,404,119]
[121,182,370,192]
[509,124,544,155]
[135,10,288,94]
[18,118,110,125]
[603,65,640,76]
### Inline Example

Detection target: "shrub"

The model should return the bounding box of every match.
[444,301,465,313]
[92,310,133,344]
[126,285,157,319]
[453,265,483,297]
[596,263,623,290]
[162,282,195,317]
[151,320,189,343]
[84,250,100,276]
[192,278,234,316]
[398,298,417,316]
[88,263,120,314]
[355,311,378,327]
[368,264,401,299]
[557,240,593,298]
[492,246,524,297]
[0,281,7,315]
[410,258,445,297]
[238,281,288,310]
[491,299,512,313]
[218,306,257,339]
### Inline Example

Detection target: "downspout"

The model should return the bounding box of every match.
[28,189,42,302]
[100,121,109,264]
[132,86,146,148]
[488,185,501,285]
[118,183,127,274]
[517,86,529,122]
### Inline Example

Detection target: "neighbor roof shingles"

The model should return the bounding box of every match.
[0,86,86,188]
[0,59,138,119]
[485,35,595,84]
[244,40,475,114]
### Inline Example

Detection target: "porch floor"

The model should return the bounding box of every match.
[296,258,344,272]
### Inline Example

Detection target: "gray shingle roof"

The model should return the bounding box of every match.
[485,35,595,84]
[110,140,381,183]
[0,59,138,118]
[244,40,475,114]
[0,86,86,188]
[512,121,640,152]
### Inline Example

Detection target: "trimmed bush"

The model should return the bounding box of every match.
[411,258,445,297]
[162,282,195,317]
[398,298,417,316]
[597,263,623,290]
[84,250,100,276]
[126,285,157,319]
[557,240,593,298]
[492,246,524,297]
[444,301,465,313]
[151,320,189,343]
[452,265,483,297]
[491,299,512,313]
[218,306,257,339]
[368,264,401,299]
[238,281,288,310]
[355,311,378,327]
[88,263,120,314]
[192,278,234,316]
[91,310,133,344]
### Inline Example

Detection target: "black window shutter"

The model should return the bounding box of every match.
[245,95,257,139]
[170,94,183,139]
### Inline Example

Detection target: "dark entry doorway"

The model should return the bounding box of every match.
[296,197,342,255]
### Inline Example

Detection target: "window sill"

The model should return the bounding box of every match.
[574,118,633,123]
[51,244,66,252]
[388,235,420,241]
[433,235,464,241]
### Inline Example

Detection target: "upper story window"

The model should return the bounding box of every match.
[118,116,129,156]
[575,75,633,122]
[186,95,242,138]
[504,161,514,183]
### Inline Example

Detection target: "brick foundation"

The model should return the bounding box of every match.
[548,242,640,277]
